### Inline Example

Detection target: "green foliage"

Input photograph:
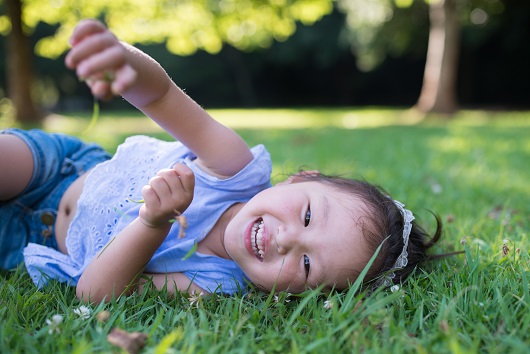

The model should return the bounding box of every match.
[2,108,529,352]
[336,0,506,71]
[0,0,332,58]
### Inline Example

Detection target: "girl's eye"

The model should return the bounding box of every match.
[304,206,311,227]
[304,255,311,278]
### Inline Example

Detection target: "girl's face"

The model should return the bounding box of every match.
[223,181,370,293]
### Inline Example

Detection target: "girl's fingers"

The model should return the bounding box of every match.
[147,175,172,204]
[88,80,114,101]
[75,44,126,79]
[141,184,159,208]
[68,19,107,47]
[152,166,194,210]
[154,170,185,203]
[66,30,117,69]
[111,65,137,96]
[141,166,195,227]
[66,19,137,99]
[172,163,195,193]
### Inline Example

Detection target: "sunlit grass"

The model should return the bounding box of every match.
[2,107,530,353]
[44,107,530,132]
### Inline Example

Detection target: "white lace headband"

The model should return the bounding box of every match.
[373,199,415,289]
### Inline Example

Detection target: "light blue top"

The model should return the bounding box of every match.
[23,136,272,294]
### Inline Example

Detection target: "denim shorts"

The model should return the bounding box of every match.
[0,128,111,269]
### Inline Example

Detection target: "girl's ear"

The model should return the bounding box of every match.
[276,170,320,186]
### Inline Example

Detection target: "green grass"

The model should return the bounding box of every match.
[1,108,529,353]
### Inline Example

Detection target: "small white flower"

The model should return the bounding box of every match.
[390,285,400,293]
[188,291,204,308]
[73,305,91,320]
[46,314,63,334]
[274,293,292,304]
[431,183,442,194]
[323,300,333,309]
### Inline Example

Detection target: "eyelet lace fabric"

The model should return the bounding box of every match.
[66,136,182,268]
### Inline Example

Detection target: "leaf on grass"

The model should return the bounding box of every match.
[154,328,184,353]
[107,327,148,354]
[96,310,110,323]
[502,244,509,256]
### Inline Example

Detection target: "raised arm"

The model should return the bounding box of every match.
[65,19,253,178]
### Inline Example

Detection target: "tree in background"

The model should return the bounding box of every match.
[0,0,515,124]
[337,0,506,114]
[0,0,332,125]
[3,0,41,125]
[415,0,459,114]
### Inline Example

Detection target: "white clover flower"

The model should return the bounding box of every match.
[431,183,442,194]
[323,300,333,309]
[274,293,292,304]
[46,314,63,334]
[73,305,91,320]
[390,285,400,293]
[188,291,204,308]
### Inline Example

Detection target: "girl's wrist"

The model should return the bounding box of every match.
[138,217,172,233]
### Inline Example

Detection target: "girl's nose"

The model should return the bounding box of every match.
[275,225,299,255]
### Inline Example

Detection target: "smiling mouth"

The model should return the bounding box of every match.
[251,218,264,261]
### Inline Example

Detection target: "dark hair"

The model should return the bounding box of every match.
[295,172,442,289]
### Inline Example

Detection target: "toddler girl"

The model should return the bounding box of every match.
[0,19,441,303]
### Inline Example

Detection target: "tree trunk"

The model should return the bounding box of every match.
[6,0,42,126]
[415,0,459,114]
[222,46,257,107]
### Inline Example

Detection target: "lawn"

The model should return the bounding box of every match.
[1,108,529,353]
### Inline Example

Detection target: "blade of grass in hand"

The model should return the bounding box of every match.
[82,97,100,135]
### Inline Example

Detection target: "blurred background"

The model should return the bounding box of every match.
[0,0,529,126]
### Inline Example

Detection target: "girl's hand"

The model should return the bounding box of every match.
[139,163,195,229]
[65,19,137,100]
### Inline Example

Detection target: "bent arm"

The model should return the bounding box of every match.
[76,218,169,303]
[77,219,208,303]
[121,50,253,178]
[66,20,253,178]
[77,163,196,303]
